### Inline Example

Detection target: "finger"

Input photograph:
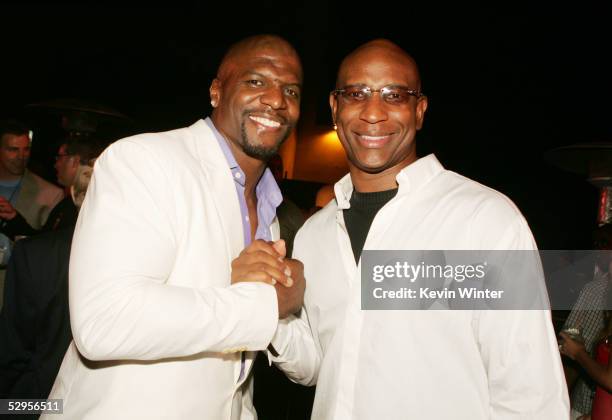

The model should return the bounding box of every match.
[272,239,286,258]
[274,260,303,288]
[248,259,292,287]
[232,252,292,286]
[277,274,294,288]
[285,258,303,276]
[254,263,291,286]
[233,250,285,272]
[243,239,282,257]
[285,258,304,269]
[242,251,287,272]
[241,270,279,286]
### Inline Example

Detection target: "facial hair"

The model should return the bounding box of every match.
[239,113,292,161]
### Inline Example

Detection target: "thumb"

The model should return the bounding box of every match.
[272,239,286,258]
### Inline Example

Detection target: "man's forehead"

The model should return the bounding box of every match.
[1,133,30,147]
[337,45,420,88]
[232,51,302,81]
[339,62,418,87]
[247,58,300,78]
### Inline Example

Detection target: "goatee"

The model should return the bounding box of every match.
[239,119,291,161]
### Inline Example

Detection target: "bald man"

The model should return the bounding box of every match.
[269,40,570,418]
[44,35,305,420]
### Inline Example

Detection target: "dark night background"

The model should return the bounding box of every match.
[2,1,611,249]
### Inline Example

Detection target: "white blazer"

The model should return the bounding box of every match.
[45,120,280,420]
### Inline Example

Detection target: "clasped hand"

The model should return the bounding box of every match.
[231,239,305,319]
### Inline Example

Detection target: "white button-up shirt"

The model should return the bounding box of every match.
[271,155,569,419]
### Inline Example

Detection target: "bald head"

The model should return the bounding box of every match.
[329,38,428,185]
[209,34,302,165]
[217,35,302,82]
[337,39,421,91]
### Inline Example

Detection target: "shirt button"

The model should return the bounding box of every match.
[245,216,249,222]
[234,172,242,179]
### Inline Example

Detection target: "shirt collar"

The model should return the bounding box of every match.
[205,117,240,170]
[257,169,283,210]
[334,154,445,210]
[205,117,282,209]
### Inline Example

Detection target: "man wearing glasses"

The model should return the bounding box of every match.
[268,39,569,418]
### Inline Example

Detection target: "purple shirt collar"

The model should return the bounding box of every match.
[205,117,282,246]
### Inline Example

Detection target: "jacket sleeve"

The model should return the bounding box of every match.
[69,139,278,361]
[267,310,321,386]
[266,228,321,386]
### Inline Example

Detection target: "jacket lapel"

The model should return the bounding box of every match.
[189,120,244,259]
[14,170,35,211]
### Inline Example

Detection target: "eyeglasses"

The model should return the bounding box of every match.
[332,85,424,105]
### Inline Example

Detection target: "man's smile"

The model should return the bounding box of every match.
[353,131,395,148]
[248,114,283,131]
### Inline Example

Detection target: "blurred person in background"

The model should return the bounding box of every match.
[0,137,104,414]
[0,119,63,242]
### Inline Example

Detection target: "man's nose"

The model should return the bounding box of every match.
[359,94,388,124]
[260,86,287,110]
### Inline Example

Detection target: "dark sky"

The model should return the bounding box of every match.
[2,1,611,248]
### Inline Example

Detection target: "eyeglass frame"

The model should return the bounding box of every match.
[331,84,425,105]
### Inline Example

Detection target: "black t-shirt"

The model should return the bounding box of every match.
[343,188,398,263]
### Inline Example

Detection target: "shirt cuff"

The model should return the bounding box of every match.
[266,315,296,365]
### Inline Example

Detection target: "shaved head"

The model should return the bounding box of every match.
[337,39,421,91]
[209,34,302,164]
[217,34,302,82]
[329,38,428,189]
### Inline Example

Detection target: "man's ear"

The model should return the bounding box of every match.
[210,79,221,108]
[329,93,338,128]
[415,96,428,130]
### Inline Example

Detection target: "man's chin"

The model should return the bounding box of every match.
[347,153,392,174]
[242,144,280,161]
[351,164,389,175]
[241,132,290,161]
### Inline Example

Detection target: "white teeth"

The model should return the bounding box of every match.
[249,116,281,128]
[361,135,388,140]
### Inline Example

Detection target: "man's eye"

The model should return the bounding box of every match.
[285,87,300,99]
[246,80,264,87]
[385,93,402,102]
[347,90,366,100]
